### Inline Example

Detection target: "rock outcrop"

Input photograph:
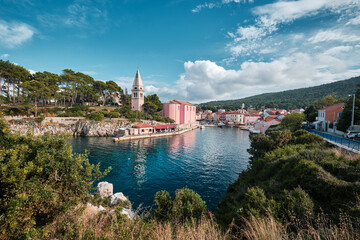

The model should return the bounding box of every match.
[89,182,135,220]
[110,192,128,206]
[97,181,113,198]
[7,118,132,137]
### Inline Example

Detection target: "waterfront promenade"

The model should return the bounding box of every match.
[306,129,360,153]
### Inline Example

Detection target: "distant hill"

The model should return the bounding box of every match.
[199,76,360,109]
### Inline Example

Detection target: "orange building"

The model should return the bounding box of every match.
[316,103,345,131]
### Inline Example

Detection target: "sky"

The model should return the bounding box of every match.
[1,0,360,103]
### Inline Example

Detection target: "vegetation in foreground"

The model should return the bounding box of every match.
[1,113,359,239]
[216,113,360,238]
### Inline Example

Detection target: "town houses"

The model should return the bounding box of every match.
[115,70,197,140]
[208,108,287,130]
[314,103,345,131]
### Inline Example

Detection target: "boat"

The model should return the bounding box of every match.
[199,125,205,129]
[240,125,251,130]
[218,122,225,128]
[249,128,260,134]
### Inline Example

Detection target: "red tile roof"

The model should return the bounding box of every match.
[154,124,176,129]
[132,123,153,128]
[318,103,345,111]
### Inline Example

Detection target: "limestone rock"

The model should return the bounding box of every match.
[97,181,113,198]
[110,192,128,206]
[121,208,135,219]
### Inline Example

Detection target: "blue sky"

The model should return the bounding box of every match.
[1,0,360,103]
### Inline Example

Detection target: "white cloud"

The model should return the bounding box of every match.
[37,0,108,33]
[192,0,253,13]
[192,3,217,13]
[253,0,358,30]
[152,46,360,103]
[236,26,265,40]
[222,0,254,3]
[28,69,37,75]
[346,15,360,25]
[0,20,35,48]
[323,46,352,55]
[82,71,98,76]
[0,53,9,59]
[309,29,360,43]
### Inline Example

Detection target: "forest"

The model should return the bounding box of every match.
[200,76,360,110]
[0,60,173,123]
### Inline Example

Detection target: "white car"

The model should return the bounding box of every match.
[344,131,359,139]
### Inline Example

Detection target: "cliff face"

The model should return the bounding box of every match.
[7,118,131,137]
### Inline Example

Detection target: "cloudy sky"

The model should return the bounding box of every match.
[1,0,360,103]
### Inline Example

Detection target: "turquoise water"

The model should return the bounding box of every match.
[70,127,250,211]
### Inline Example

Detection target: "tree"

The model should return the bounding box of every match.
[0,120,110,239]
[304,106,318,122]
[143,102,158,115]
[314,93,343,109]
[145,94,163,111]
[19,80,52,117]
[337,86,360,131]
[94,81,108,106]
[281,113,306,131]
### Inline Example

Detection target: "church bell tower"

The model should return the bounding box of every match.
[131,69,144,112]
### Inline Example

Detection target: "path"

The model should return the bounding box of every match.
[306,129,360,153]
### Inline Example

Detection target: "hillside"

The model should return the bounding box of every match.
[200,76,360,109]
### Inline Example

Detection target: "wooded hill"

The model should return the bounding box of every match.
[200,76,360,109]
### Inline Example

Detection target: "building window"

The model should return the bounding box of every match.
[140,93,143,97]
[134,87,137,89]
[134,93,137,98]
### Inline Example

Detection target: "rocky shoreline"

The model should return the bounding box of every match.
[5,117,132,137]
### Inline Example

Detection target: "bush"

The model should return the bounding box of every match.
[34,115,45,124]
[154,188,207,223]
[154,190,173,221]
[172,188,207,222]
[0,120,109,239]
[107,111,120,118]
[86,112,105,121]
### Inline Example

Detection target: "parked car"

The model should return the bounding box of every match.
[344,131,359,139]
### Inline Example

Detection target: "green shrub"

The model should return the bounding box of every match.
[107,111,120,118]
[34,115,45,124]
[172,188,207,222]
[0,120,109,239]
[242,187,269,217]
[86,112,105,121]
[154,188,207,223]
[281,187,314,222]
[154,190,173,221]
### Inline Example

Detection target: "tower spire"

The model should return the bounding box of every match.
[131,69,144,111]
[133,69,143,87]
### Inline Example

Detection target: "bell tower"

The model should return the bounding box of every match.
[131,69,144,111]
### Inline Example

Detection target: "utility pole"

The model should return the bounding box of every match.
[351,94,355,130]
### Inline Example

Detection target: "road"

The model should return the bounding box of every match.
[305,129,360,153]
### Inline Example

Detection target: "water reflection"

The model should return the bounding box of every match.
[70,127,250,211]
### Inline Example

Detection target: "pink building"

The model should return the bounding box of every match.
[131,69,144,111]
[244,114,261,126]
[162,100,196,124]
[254,116,282,134]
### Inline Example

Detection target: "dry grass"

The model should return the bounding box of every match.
[40,204,359,240]
[42,204,229,240]
[331,148,359,160]
[238,214,359,240]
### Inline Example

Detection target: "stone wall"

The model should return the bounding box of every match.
[5,118,131,137]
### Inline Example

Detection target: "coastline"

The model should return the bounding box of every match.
[113,124,198,142]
